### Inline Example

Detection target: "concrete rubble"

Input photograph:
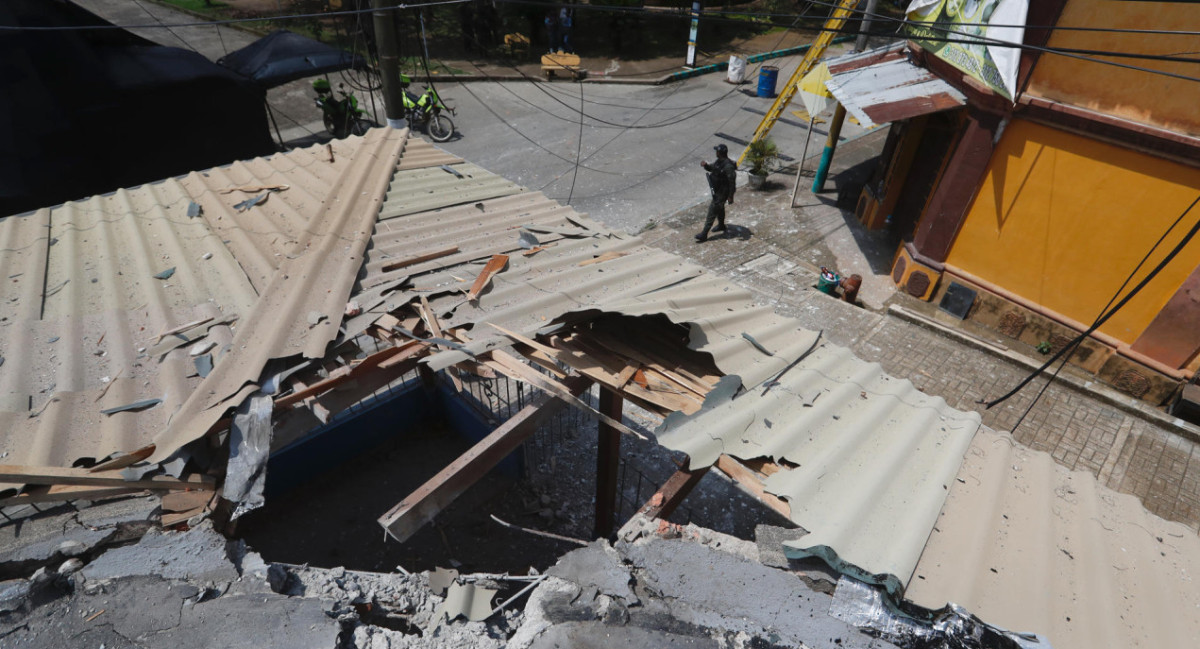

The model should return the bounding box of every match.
[0,503,921,649]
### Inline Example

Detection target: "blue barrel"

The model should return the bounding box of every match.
[757,66,779,98]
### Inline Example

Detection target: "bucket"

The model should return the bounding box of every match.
[817,267,840,295]
[757,66,779,98]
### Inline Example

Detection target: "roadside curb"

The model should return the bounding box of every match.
[887,304,1200,445]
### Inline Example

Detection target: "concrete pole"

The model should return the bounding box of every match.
[372,0,407,128]
[855,0,879,52]
[812,0,876,192]
[811,103,846,193]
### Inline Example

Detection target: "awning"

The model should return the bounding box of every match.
[824,43,965,128]
[218,30,367,89]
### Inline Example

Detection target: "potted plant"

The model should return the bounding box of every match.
[744,137,778,189]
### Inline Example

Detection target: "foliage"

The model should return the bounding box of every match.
[1036,341,1053,354]
[744,137,779,176]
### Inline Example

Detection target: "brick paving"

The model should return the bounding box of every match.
[642,144,1200,533]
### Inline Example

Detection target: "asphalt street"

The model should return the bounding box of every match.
[431,47,867,232]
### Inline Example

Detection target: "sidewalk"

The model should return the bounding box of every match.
[642,134,1200,533]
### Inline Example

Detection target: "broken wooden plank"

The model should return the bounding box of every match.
[380,376,593,542]
[577,250,629,267]
[418,296,462,391]
[490,323,624,388]
[89,445,155,472]
[381,246,460,273]
[275,341,428,408]
[0,465,216,491]
[0,484,146,506]
[486,350,646,440]
[712,455,791,518]
[161,490,216,513]
[156,316,214,343]
[639,465,712,520]
[467,254,509,301]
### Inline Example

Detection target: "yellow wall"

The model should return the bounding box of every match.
[1027,1,1200,137]
[946,119,1200,345]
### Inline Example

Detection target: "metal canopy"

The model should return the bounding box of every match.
[824,43,966,128]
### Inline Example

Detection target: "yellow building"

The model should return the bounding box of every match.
[861,0,1200,403]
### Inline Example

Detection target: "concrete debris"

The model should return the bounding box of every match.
[509,523,899,649]
[81,522,240,584]
[224,393,273,519]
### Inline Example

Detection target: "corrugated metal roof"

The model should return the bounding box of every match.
[824,44,965,128]
[351,150,981,598]
[655,342,980,597]
[906,428,1200,649]
[0,127,439,474]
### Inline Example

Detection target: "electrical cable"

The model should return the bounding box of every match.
[130,0,200,53]
[984,195,1200,410]
[566,80,584,204]
[1007,190,1200,431]
[0,0,474,31]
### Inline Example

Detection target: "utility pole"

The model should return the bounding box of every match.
[812,0,877,192]
[372,0,407,128]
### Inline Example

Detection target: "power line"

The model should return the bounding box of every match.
[0,0,472,31]
[566,80,585,205]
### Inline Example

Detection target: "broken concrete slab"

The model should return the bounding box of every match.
[0,495,158,578]
[81,522,239,584]
[546,541,636,604]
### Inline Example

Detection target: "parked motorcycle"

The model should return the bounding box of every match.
[313,78,370,139]
[401,76,455,142]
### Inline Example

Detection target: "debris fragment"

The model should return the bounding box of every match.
[326,143,335,163]
[186,201,202,218]
[153,267,176,280]
[344,300,362,317]
[47,336,59,343]
[156,316,215,343]
[43,279,68,298]
[219,183,289,195]
[189,341,217,356]
[233,193,268,212]
[201,252,213,260]
[100,398,162,415]
[741,332,773,356]
[522,246,545,257]
[468,254,509,301]
[194,353,214,378]
[440,164,464,178]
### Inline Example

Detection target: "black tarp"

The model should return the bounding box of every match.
[218,30,367,89]
[0,0,276,217]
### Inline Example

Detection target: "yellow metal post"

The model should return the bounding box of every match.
[737,0,858,168]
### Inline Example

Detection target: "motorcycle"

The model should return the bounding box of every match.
[313,78,370,139]
[401,76,455,142]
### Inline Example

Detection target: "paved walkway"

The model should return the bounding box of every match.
[643,137,1200,533]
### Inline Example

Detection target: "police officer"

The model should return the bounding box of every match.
[696,144,737,242]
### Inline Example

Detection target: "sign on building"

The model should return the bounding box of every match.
[904,0,1028,100]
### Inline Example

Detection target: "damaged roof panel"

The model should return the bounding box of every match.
[655,343,980,596]
[824,44,966,128]
[0,128,423,475]
[906,429,1200,649]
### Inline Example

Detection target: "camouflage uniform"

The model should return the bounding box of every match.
[699,156,737,238]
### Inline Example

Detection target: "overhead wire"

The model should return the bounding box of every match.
[984,195,1200,411]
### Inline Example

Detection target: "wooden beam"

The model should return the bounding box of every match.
[0,465,215,491]
[639,464,712,520]
[594,387,623,538]
[381,246,459,273]
[712,455,791,519]
[0,484,147,506]
[379,376,594,543]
